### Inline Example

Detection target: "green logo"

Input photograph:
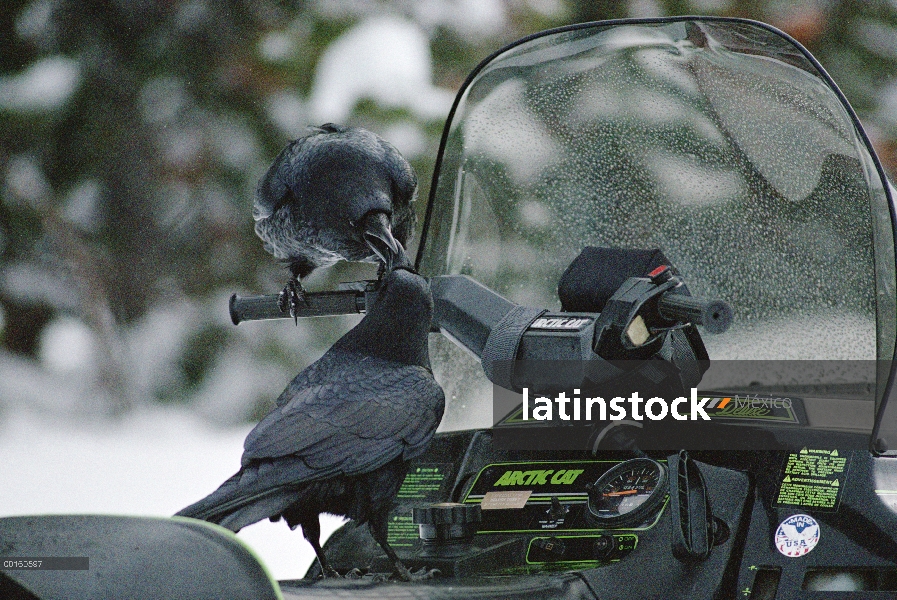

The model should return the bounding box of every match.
[493,469,584,486]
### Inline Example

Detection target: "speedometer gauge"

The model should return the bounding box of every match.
[586,458,667,527]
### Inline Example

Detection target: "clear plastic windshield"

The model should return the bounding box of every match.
[418,19,896,433]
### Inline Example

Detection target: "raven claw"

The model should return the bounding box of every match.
[278,279,307,324]
[321,566,342,579]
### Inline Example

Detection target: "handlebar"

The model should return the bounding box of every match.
[228,276,732,337]
[229,290,367,325]
[658,293,732,334]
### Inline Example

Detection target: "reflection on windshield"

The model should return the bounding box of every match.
[420,19,895,432]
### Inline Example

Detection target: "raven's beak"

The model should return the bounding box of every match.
[362,211,400,269]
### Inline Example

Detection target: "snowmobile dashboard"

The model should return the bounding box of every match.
[278,427,897,599]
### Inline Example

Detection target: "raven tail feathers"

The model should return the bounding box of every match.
[175,474,297,533]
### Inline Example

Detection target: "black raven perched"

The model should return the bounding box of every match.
[253,123,418,317]
[176,264,444,581]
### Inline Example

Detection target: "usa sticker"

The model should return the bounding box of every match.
[775,514,820,557]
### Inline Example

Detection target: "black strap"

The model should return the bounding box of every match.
[481,306,546,390]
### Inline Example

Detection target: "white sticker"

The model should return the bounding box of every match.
[480,491,532,510]
[775,514,820,557]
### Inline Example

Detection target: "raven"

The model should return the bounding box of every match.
[253,123,418,317]
[176,265,444,581]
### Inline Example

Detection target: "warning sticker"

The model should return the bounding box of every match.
[389,463,453,547]
[774,448,850,512]
[396,463,451,501]
[386,515,418,548]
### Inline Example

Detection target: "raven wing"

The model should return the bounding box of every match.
[241,351,445,484]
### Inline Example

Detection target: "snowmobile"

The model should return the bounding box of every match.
[4,16,897,600]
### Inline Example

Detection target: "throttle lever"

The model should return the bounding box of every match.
[668,450,728,561]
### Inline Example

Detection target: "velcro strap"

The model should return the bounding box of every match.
[481,306,546,390]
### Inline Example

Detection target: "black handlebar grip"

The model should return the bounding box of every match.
[658,293,732,334]
[230,294,284,325]
[229,291,366,325]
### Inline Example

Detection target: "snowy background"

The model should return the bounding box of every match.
[2,0,897,580]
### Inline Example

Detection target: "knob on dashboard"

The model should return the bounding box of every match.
[412,502,482,545]
[593,534,615,559]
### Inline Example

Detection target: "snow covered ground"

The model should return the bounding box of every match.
[0,407,345,580]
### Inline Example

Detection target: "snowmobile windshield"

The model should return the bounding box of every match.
[417,18,897,438]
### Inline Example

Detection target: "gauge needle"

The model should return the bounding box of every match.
[603,489,641,497]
